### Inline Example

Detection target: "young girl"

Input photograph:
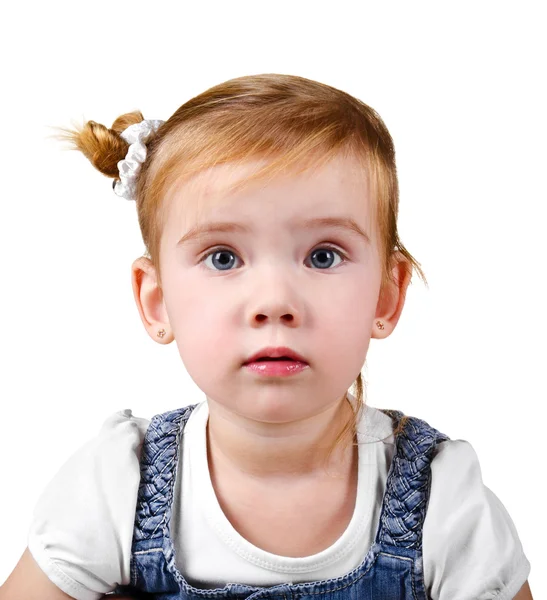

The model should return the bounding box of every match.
[1,74,533,600]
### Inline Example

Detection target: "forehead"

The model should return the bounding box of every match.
[165,152,371,222]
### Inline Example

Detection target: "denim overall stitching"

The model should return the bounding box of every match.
[143,436,174,468]
[137,407,193,543]
[148,458,176,495]
[130,549,138,588]
[376,552,422,600]
[166,543,381,598]
[276,548,422,600]
[278,552,380,596]
[154,422,186,539]
[241,548,418,599]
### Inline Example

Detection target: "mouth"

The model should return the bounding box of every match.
[242,346,308,366]
[252,357,296,362]
[242,354,310,377]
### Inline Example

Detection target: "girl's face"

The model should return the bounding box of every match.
[155,153,387,424]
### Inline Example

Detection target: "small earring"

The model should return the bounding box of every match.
[376,320,385,330]
[157,328,166,338]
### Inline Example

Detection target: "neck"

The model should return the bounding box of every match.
[206,393,355,479]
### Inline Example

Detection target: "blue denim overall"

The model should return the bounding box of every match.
[112,404,450,600]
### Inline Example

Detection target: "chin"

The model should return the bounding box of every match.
[237,392,330,425]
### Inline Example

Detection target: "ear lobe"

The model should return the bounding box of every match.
[372,254,413,339]
[131,257,173,343]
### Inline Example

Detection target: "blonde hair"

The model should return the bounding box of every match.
[61,73,427,456]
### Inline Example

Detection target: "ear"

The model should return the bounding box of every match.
[372,253,413,339]
[131,257,174,344]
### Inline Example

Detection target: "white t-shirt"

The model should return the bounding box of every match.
[27,399,531,600]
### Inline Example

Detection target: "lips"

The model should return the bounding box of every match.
[243,346,308,365]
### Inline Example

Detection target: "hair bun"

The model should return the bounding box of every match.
[60,110,144,178]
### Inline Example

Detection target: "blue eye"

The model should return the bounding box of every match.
[199,245,348,272]
[201,248,241,271]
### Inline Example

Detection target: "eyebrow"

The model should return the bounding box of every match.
[176,216,370,247]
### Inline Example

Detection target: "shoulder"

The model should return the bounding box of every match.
[43,408,151,482]
[32,408,151,502]
[355,402,396,443]
[98,408,150,453]
[423,438,531,600]
[356,401,448,445]
[27,409,151,599]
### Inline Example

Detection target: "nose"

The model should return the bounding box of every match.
[251,299,301,327]
[246,269,302,328]
[253,311,296,325]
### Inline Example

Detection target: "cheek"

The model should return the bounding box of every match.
[316,274,377,353]
[170,290,233,362]
[322,272,377,325]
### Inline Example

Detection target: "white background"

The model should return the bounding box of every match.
[0,0,544,596]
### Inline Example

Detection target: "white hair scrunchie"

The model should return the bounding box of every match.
[113,119,165,201]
